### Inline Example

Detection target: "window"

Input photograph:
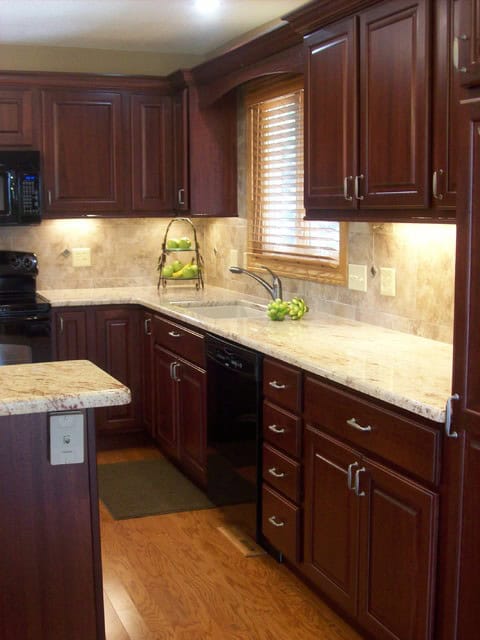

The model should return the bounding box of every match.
[246,77,347,285]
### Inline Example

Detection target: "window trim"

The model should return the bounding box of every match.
[245,76,347,286]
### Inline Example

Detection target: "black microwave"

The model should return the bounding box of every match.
[0,151,41,225]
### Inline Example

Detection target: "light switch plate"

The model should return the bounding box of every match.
[348,264,368,292]
[380,267,396,296]
[49,411,85,465]
[72,247,91,267]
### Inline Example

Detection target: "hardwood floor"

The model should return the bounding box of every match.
[98,445,363,640]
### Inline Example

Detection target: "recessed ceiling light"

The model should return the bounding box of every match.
[194,0,221,14]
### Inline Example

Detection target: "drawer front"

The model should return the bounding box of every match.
[263,443,301,503]
[263,358,302,412]
[153,315,205,367]
[262,485,300,561]
[263,401,302,458]
[304,375,441,485]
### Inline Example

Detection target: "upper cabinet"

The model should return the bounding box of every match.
[454,0,480,86]
[0,87,35,147]
[305,0,430,219]
[131,93,173,212]
[42,89,126,215]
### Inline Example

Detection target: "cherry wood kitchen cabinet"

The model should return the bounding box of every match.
[173,88,190,212]
[0,87,35,146]
[437,91,480,639]
[152,314,207,485]
[432,0,459,211]
[304,0,430,218]
[303,374,440,640]
[42,89,126,215]
[130,93,173,213]
[142,311,154,437]
[52,308,90,361]
[93,306,142,434]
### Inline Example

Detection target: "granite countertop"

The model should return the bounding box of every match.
[0,360,131,417]
[40,285,453,423]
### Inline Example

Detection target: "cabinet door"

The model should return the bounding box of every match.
[177,357,207,485]
[359,0,429,209]
[303,426,360,617]
[304,17,357,210]
[357,459,438,640]
[131,94,173,212]
[53,309,89,361]
[94,307,142,433]
[152,344,178,457]
[173,89,189,211]
[42,89,125,214]
[432,0,458,211]
[455,0,480,85]
[142,311,154,437]
[0,88,34,146]
[438,99,480,640]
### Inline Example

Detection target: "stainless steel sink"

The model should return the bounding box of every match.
[170,300,267,319]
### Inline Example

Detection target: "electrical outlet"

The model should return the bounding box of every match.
[348,264,368,292]
[49,411,85,465]
[380,267,396,296]
[229,249,239,266]
[72,247,91,267]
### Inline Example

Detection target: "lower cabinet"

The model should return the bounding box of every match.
[52,305,143,434]
[152,314,207,485]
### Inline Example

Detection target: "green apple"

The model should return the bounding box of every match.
[166,238,179,249]
[178,237,192,249]
[162,265,174,278]
[171,260,183,272]
[182,266,195,278]
[189,264,199,276]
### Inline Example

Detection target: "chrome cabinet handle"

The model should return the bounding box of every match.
[343,176,353,201]
[453,34,469,72]
[269,380,286,390]
[47,189,52,206]
[144,317,152,335]
[347,461,359,490]
[432,169,444,200]
[171,362,181,382]
[354,467,366,497]
[445,393,460,438]
[268,515,285,528]
[268,424,285,434]
[178,188,185,205]
[346,417,372,432]
[59,316,64,333]
[354,175,364,200]
[268,467,286,479]
[168,330,182,338]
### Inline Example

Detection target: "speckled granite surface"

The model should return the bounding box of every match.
[0,360,131,417]
[40,285,453,423]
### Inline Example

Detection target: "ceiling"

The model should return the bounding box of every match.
[0,1,308,57]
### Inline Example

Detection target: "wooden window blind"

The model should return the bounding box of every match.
[246,78,347,285]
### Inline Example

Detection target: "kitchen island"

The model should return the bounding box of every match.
[0,360,131,640]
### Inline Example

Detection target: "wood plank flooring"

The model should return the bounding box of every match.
[98,445,363,640]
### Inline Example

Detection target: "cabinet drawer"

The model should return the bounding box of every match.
[153,315,205,367]
[263,401,302,458]
[262,485,300,561]
[263,443,301,503]
[263,358,302,412]
[304,375,441,485]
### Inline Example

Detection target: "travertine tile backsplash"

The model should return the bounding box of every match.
[0,216,455,343]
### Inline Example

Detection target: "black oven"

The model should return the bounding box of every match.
[0,251,51,365]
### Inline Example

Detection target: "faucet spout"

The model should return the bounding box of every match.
[229,265,282,301]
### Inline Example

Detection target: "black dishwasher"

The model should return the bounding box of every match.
[206,334,262,540]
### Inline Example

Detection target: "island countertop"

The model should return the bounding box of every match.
[40,285,453,423]
[0,360,131,416]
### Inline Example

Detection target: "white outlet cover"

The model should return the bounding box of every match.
[72,247,91,267]
[49,411,85,465]
[348,264,368,292]
[380,267,396,296]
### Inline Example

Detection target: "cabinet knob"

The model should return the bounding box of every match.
[445,393,460,438]
[432,169,444,200]
[268,467,286,479]
[269,380,286,390]
[346,417,372,432]
[347,461,359,490]
[354,467,366,497]
[453,34,469,72]
[354,175,364,201]
[59,316,64,333]
[178,188,185,206]
[343,176,353,201]
[168,330,182,338]
[268,424,285,434]
[144,318,152,335]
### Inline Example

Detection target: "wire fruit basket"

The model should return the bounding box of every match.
[157,217,204,290]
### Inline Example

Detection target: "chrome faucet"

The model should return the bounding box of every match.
[229,265,283,301]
